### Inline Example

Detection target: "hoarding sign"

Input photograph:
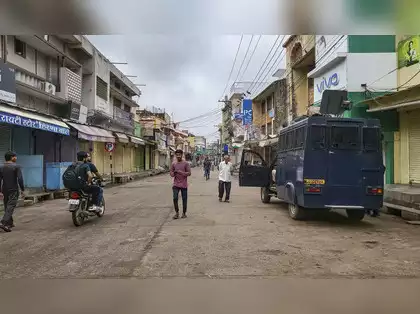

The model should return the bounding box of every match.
[398,36,420,68]
[242,99,253,126]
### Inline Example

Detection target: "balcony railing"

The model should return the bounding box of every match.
[113,106,134,128]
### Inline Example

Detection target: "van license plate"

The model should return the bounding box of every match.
[304,179,325,185]
[68,199,80,205]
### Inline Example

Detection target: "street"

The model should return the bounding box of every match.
[1,168,420,280]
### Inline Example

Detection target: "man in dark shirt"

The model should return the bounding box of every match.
[203,157,211,180]
[86,152,103,181]
[76,151,103,213]
[0,151,25,232]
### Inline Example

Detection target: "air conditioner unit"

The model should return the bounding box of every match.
[43,82,56,95]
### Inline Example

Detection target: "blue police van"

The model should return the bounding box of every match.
[239,94,385,221]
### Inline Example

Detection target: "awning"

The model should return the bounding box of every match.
[366,99,420,113]
[129,136,145,145]
[114,132,129,143]
[0,103,70,135]
[259,138,278,147]
[67,122,115,142]
[169,146,176,152]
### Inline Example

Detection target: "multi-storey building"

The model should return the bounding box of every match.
[0,35,146,189]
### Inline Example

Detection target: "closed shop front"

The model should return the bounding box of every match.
[67,122,116,175]
[145,145,151,170]
[123,145,132,173]
[135,146,145,171]
[114,143,124,173]
[408,109,420,183]
[0,125,12,162]
[12,126,32,155]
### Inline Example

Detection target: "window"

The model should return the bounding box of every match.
[363,127,380,151]
[286,131,294,150]
[96,77,108,100]
[14,37,26,58]
[295,126,306,148]
[114,82,121,90]
[330,126,361,150]
[124,104,131,112]
[267,122,273,135]
[113,98,122,107]
[310,125,326,150]
[278,135,285,151]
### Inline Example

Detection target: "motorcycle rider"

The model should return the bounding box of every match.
[76,151,104,213]
[86,152,103,182]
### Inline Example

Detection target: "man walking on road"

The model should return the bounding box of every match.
[170,149,191,219]
[218,155,233,203]
[0,151,25,232]
[203,157,211,181]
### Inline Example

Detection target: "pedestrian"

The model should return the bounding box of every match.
[218,154,233,203]
[203,157,211,180]
[170,149,191,219]
[0,151,25,232]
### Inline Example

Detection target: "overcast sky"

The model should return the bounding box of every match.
[89,35,286,141]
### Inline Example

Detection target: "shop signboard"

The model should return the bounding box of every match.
[242,99,253,126]
[398,36,420,68]
[314,60,347,104]
[0,63,16,103]
[0,110,70,135]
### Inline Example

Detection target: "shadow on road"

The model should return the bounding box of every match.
[267,199,375,229]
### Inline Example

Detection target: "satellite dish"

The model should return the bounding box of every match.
[320,90,350,115]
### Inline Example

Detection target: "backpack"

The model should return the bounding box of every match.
[62,163,86,190]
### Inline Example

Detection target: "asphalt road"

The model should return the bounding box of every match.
[1,168,420,312]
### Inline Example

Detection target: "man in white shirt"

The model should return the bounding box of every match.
[218,155,233,203]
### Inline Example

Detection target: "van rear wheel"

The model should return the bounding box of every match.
[346,210,365,222]
[288,203,306,220]
[260,187,271,204]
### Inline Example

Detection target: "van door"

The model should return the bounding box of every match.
[239,149,271,187]
[327,123,364,205]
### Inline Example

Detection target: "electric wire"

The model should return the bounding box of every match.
[238,35,262,82]
[219,35,244,100]
[246,35,282,93]
[233,35,255,84]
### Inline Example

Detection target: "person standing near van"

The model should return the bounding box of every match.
[170,149,191,219]
[0,152,25,232]
[218,155,233,203]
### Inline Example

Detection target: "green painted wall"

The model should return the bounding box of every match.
[348,0,394,21]
[348,35,396,53]
[346,92,399,132]
[134,122,142,137]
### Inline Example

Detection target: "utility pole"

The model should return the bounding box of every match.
[218,95,233,156]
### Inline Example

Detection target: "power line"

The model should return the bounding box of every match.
[233,35,255,83]
[246,35,282,93]
[238,35,262,82]
[219,35,244,100]
[249,39,288,96]
[249,36,286,95]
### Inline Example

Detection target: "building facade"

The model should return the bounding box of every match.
[0,35,149,191]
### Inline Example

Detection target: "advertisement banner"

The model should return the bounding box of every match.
[242,99,253,126]
[398,36,420,68]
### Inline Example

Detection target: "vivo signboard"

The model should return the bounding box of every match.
[314,61,347,103]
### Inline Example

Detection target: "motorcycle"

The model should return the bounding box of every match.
[67,178,105,227]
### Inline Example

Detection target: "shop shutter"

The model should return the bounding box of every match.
[408,110,420,183]
[0,125,12,164]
